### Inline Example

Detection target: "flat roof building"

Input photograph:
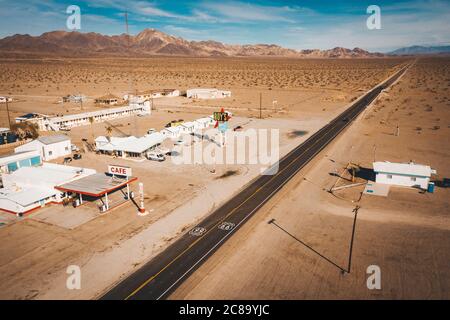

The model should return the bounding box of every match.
[15,102,151,132]
[373,161,437,189]
[0,150,42,174]
[0,163,96,215]
[95,94,120,106]
[95,132,165,159]
[15,134,71,161]
[187,88,231,100]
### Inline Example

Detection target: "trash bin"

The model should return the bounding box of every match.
[427,182,435,193]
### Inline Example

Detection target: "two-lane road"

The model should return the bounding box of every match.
[101,63,411,300]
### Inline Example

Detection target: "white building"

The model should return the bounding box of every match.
[160,126,181,140]
[194,117,214,130]
[15,102,151,132]
[373,161,437,189]
[15,135,71,161]
[0,150,42,174]
[179,122,197,135]
[0,163,96,215]
[187,88,232,100]
[95,132,165,159]
[125,89,180,103]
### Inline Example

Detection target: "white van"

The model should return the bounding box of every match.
[147,151,165,162]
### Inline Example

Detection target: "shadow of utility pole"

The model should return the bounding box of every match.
[268,206,359,274]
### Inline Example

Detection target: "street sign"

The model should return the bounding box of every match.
[108,165,132,177]
[213,111,229,122]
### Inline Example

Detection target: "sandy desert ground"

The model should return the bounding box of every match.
[171,57,450,300]
[1,57,447,300]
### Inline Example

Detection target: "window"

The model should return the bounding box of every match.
[65,146,69,151]
[411,177,417,182]
[387,174,393,179]
[48,151,53,156]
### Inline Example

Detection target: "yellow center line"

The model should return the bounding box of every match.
[123,63,413,300]
[124,120,343,300]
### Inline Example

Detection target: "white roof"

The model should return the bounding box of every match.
[0,163,96,207]
[96,133,165,154]
[2,163,96,187]
[50,104,146,123]
[373,161,434,177]
[181,121,196,128]
[38,134,70,144]
[0,150,40,166]
[161,127,180,134]
[195,118,213,125]
[0,186,57,207]
[187,88,218,93]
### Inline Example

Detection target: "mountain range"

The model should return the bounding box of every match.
[388,45,450,55]
[0,29,385,58]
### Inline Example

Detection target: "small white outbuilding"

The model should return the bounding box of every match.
[373,161,437,189]
[15,135,71,161]
[187,88,231,100]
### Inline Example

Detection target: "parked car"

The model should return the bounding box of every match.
[146,152,165,162]
[73,154,82,160]
[71,144,80,152]
[63,157,72,164]
[174,139,184,146]
[156,147,171,155]
[147,128,156,135]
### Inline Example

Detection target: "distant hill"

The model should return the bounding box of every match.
[389,45,450,56]
[0,29,385,58]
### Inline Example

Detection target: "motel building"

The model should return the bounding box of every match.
[15,102,151,132]
[373,161,437,190]
[125,89,180,102]
[160,126,181,140]
[95,132,165,159]
[15,134,71,161]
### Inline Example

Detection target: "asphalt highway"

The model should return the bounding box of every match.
[101,64,411,300]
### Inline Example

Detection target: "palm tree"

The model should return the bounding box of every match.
[89,117,95,142]
[106,126,113,142]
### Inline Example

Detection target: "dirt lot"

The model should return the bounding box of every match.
[171,57,450,300]
[0,57,419,299]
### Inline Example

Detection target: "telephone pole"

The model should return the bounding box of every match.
[5,99,12,129]
[259,92,262,119]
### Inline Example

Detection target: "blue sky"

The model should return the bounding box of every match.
[0,0,449,52]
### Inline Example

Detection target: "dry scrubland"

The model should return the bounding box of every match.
[0,57,407,126]
[0,57,405,92]
[2,57,446,300]
[172,57,450,300]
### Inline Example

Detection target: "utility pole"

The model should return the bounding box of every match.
[5,99,12,129]
[259,92,262,119]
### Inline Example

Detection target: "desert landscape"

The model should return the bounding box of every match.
[0,54,428,299]
[171,57,450,299]
[0,23,448,302]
